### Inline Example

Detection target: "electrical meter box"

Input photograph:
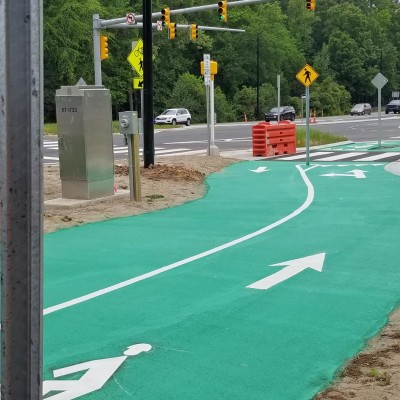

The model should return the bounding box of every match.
[118,111,139,136]
[55,85,114,199]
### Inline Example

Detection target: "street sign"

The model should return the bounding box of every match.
[126,13,136,25]
[371,72,388,89]
[203,54,211,77]
[296,64,319,87]
[156,21,162,31]
[204,76,211,86]
[127,39,144,77]
[133,77,144,90]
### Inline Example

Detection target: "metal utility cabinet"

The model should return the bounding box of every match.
[55,85,114,199]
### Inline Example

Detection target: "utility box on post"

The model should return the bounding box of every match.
[55,85,114,199]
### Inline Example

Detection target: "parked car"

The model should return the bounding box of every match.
[154,108,191,126]
[385,100,400,114]
[350,103,372,116]
[265,106,296,122]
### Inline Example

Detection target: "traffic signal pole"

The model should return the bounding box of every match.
[93,14,102,86]
[95,0,267,166]
[143,0,154,167]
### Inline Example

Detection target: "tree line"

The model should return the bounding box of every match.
[44,0,400,123]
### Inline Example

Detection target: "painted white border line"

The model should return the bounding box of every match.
[44,164,316,316]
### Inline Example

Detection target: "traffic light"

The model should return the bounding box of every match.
[218,1,227,22]
[306,0,316,11]
[190,24,198,41]
[100,34,109,60]
[161,7,170,27]
[168,23,176,40]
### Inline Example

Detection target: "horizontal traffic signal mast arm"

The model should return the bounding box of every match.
[99,0,269,28]
[104,22,245,32]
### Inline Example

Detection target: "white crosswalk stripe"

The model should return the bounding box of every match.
[278,151,334,160]
[355,152,400,161]
[43,141,197,162]
[313,152,368,161]
[273,151,400,163]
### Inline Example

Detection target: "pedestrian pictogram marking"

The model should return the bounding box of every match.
[127,39,144,77]
[296,64,319,87]
[43,343,152,399]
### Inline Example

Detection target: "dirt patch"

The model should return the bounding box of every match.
[315,308,400,399]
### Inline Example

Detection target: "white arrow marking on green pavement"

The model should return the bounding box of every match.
[250,166,269,173]
[247,253,326,290]
[320,170,367,179]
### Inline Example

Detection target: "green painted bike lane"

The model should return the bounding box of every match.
[43,161,400,399]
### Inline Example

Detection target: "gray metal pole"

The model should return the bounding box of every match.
[0,0,43,399]
[206,84,211,155]
[305,86,310,166]
[277,75,281,122]
[209,79,219,156]
[93,14,102,85]
[256,34,260,120]
[378,88,382,148]
[100,0,269,27]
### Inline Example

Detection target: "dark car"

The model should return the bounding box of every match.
[385,100,400,114]
[265,106,296,122]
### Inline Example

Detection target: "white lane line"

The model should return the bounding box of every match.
[154,148,191,155]
[44,156,59,160]
[158,150,206,157]
[43,164,316,316]
[356,152,400,161]
[278,151,334,160]
[313,152,367,161]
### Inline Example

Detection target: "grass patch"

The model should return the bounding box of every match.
[154,124,183,129]
[43,123,58,135]
[296,127,347,147]
[145,194,165,202]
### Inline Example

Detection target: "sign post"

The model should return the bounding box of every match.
[202,54,219,156]
[371,72,388,148]
[296,64,319,165]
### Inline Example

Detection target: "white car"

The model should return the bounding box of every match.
[154,108,191,126]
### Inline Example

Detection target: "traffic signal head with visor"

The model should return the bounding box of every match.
[100,34,109,60]
[190,24,198,40]
[306,0,316,11]
[161,7,170,27]
[218,1,227,22]
[168,22,176,40]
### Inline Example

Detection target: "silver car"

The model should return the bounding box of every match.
[154,108,191,126]
[350,103,372,116]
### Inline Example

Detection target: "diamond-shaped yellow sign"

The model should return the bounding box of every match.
[127,39,144,77]
[296,64,319,87]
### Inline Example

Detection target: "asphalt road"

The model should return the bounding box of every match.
[43,113,400,163]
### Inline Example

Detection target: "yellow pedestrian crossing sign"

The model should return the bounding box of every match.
[127,39,144,77]
[296,64,319,87]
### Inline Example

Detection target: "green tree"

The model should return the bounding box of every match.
[168,73,206,123]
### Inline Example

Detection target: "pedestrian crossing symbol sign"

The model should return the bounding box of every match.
[296,64,319,87]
